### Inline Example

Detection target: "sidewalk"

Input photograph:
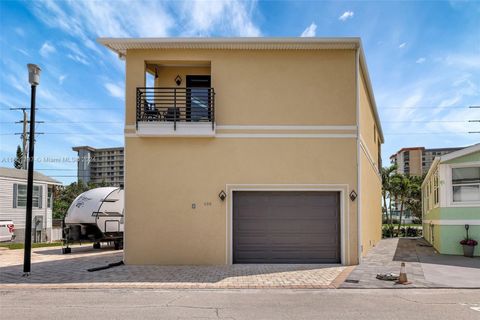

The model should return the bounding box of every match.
[341,237,480,288]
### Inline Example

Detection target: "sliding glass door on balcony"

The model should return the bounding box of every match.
[186,75,211,122]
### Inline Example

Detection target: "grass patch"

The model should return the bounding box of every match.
[0,241,63,250]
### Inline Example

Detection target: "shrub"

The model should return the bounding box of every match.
[412,218,422,224]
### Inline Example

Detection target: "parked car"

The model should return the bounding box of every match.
[0,220,15,242]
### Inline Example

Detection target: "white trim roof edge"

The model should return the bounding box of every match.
[357,40,384,143]
[439,143,480,163]
[422,157,441,188]
[98,37,362,52]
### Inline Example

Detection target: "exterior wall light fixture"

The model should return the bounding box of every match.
[349,190,357,201]
[218,190,226,201]
[175,75,182,86]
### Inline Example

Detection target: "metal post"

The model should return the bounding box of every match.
[23,84,36,274]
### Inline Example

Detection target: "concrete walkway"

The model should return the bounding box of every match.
[0,245,349,289]
[342,238,480,288]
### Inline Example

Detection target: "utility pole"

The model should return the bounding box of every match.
[21,109,28,169]
[11,108,43,170]
[11,108,28,169]
[23,63,41,276]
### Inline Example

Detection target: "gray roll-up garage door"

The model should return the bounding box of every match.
[233,191,340,264]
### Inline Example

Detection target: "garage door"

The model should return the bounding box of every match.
[233,191,340,264]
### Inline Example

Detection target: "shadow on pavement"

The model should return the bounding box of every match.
[393,238,480,269]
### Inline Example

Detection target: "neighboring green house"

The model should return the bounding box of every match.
[422,144,480,256]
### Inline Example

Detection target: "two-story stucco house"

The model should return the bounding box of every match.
[0,167,61,242]
[99,38,383,265]
[422,144,480,256]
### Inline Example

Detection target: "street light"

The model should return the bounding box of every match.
[23,64,41,275]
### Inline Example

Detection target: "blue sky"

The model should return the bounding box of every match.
[0,0,479,184]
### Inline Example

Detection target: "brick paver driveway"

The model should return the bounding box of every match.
[0,246,349,289]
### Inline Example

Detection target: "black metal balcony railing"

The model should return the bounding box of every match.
[136,87,215,130]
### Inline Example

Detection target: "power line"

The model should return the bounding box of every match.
[382,120,471,123]
[0,121,123,124]
[34,168,78,171]
[385,132,479,135]
[382,105,480,109]
[0,132,123,136]
[0,107,121,110]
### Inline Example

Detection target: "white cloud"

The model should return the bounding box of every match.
[14,27,25,36]
[32,0,173,39]
[16,48,29,56]
[104,83,124,99]
[58,75,67,85]
[7,73,30,95]
[67,54,89,66]
[300,23,317,37]
[398,42,407,49]
[444,54,480,69]
[39,42,56,57]
[179,0,261,36]
[416,57,426,64]
[338,11,354,21]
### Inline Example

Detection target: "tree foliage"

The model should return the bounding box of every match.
[52,181,108,219]
[381,164,397,224]
[381,167,424,236]
[13,145,23,169]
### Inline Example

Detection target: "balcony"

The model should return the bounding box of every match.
[136,87,215,137]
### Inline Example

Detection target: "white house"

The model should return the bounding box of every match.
[0,167,61,242]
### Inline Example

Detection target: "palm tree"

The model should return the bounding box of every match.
[390,174,411,235]
[381,164,397,225]
[405,175,423,223]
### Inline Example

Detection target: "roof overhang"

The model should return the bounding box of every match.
[98,37,361,57]
[97,37,384,143]
[422,157,441,188]
[439,143,480,163]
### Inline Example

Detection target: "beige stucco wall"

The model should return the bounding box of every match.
[122,48,379,265]
[359,152,382,255]
[124,137,358,265]
[358,68,382,256]
[126,49,356,126]
[152,65,211,87]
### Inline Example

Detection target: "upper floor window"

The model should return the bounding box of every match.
[452,167,480,202]
[433,170,439,205]
[47,186,53,208]
[14,184,42,208]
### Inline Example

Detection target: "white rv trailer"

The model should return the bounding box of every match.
[63,187,124,253]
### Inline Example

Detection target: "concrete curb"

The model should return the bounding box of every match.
[0,283,336,290]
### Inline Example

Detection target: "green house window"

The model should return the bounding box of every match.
[452,167,480,202]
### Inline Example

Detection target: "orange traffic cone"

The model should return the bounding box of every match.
[396,262,410,285]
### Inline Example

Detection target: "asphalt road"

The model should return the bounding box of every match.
[1,288,479,319]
